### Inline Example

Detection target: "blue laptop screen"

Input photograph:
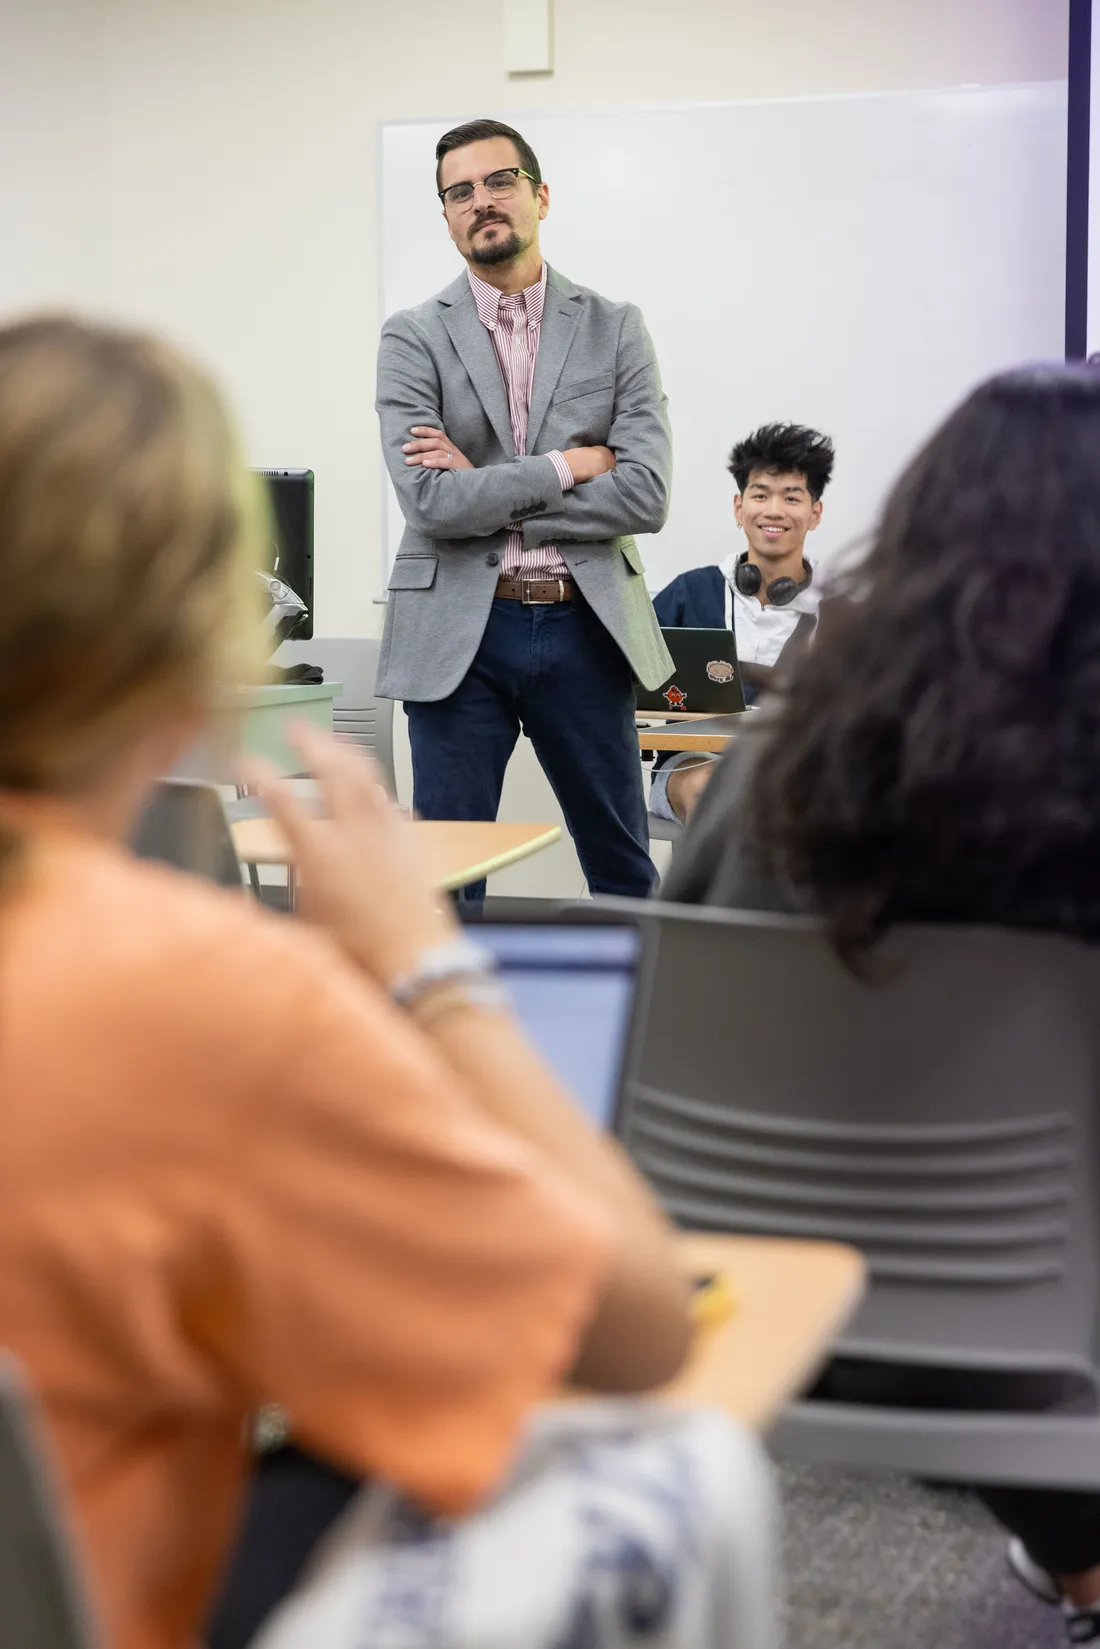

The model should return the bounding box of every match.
[472,923,642,1129]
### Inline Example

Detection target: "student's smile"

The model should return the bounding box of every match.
[734,466,824,555]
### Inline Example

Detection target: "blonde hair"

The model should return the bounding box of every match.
[0,316,265,801]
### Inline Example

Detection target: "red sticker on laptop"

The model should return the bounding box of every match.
[663,685,687,708]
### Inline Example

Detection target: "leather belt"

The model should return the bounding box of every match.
[496,577,574,604]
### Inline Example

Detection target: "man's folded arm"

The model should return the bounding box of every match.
[377,319,565,541]
[523,306,671,549]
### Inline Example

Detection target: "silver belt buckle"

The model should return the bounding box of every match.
[522,579,563,605]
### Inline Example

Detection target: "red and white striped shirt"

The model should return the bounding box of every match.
[468,264,574,579]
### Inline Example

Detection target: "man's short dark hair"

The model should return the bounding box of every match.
[728,423,835,503]
[434,119,542,194]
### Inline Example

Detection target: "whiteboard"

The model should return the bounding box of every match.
[380,84,1066,591]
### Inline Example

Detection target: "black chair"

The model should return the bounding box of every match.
[131,780,244,890]
[0,1355,99,1648]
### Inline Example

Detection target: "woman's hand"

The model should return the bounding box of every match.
[242,723,459,986]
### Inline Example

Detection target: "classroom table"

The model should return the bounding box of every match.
[173,682,342,783]
[661,1233,865,1431]
[231,816,562,894]
[637,714,745,755]
[635,711,716,723]
[255,1232,864,1452]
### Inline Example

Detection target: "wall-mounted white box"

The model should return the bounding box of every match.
[504,0,553,75]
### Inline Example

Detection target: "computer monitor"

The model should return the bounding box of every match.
[253,468,314,640]
[470,919,645,1131]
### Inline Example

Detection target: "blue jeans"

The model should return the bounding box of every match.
[405,595,656,901]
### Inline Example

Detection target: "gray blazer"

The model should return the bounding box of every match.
[375,265,675,702]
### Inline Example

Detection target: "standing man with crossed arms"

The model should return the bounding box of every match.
[375,118,673,899]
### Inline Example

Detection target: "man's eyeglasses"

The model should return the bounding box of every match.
[438,167,538,211]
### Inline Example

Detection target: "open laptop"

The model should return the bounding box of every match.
[464,915,646,1132]
[635,627,746,716]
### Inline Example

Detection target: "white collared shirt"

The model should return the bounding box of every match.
[719,551,821,667]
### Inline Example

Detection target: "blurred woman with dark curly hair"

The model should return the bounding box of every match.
[663,362,1100,1641]
[668,364,1100,954]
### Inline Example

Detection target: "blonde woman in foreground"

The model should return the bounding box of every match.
[0,318,690,1649]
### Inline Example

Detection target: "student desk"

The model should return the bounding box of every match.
[636,712,715,722]
[256,1232,864,1468]
[637,714,745,756]
[231,817,562,895]
[173,682,341,784]
[662,1234,865,1431]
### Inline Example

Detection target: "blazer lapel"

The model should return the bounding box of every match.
[438,276,515,456]
[527,267,582,452]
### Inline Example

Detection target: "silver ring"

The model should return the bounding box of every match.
[446,451,453,460]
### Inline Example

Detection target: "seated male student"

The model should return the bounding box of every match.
[649,422,835,823]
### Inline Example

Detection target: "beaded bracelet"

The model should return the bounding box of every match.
[405,975,511,1028]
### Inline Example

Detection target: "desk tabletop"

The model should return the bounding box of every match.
[635,711,715,724]
[256,1232,863,1462]
[232,816,562,891]
[232,682,343,708]
[661,1234,865,1430]
[637,714,746,754]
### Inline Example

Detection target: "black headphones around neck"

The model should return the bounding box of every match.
[733,550,813,608]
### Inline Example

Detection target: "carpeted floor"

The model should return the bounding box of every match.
[779,1464,1065,1649]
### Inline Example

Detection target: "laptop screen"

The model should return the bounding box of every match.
[471,923,643,1130]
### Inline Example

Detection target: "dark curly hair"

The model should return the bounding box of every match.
[748,365,1100,961]
[728,423,835,502]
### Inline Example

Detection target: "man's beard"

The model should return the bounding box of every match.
[470,223,526,266]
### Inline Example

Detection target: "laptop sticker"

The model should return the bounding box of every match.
[706,660,737,683]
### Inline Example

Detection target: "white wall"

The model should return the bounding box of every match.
[94,0,1068,635]
[0,0,1070,894]
[0,0,109,316]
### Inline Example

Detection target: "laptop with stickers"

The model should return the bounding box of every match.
[635,627,747,716]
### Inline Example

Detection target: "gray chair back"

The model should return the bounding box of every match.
[131,780,243,889]
[0,1357,98,1648]
[603,898,1100,1486]
[647,815,683,845]
[275,637,394,792]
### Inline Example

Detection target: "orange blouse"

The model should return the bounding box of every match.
[0,829,611,1649]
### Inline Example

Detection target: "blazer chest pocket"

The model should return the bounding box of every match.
[551,370,614,406]
[388,556,438,591]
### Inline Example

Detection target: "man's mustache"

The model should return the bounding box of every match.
[472,213,511,230]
